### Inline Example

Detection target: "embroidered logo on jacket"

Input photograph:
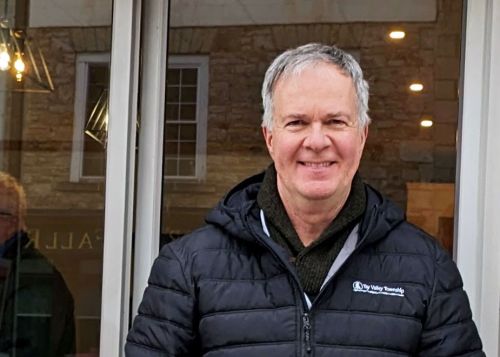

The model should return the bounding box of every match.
[352,281,405,297]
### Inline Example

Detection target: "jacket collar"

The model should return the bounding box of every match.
[205,171,405,249]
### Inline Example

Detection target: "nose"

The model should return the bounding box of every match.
[303,123,331,151]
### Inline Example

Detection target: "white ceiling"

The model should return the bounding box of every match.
[29,0,436,28]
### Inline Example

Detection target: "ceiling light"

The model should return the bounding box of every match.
[420,119,433,128]
[409,83,424,92]
[389,31,405,40]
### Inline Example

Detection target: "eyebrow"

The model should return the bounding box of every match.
[282,111,353,120]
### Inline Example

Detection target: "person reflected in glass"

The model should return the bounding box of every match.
[0,171,75,357]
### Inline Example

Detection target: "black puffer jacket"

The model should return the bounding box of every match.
[126,173,484,356]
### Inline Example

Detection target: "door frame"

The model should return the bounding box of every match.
[455,0,500,355]
[99,0,142,355]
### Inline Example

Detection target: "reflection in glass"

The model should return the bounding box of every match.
[0,172,75,357]
[0,0,113,355]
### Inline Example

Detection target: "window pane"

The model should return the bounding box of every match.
[167,68,180,85]
[166,86,180,103]
[165,104,179,120]
[182,69,197,85]
[165,124,179,140]
[180,104,196,120]
[181,86,197,102]
[165,141,178,156]
[180,124,196,140]
[178,159,195,176]
[165,159,178,175]
[179,142,196,157]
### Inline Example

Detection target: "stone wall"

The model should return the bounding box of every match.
[19,27,110,210]
[164,0,463,232]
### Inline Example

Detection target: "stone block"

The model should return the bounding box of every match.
[438,13,462,34]
[435,57,460,79]
[400,141,434,163]
[418,163,434,181]
[402,168,420,182]
[419,28,436,49]
[433,100,459,123]
[434,167,455,182]
[434,146,456,168]
[437,35,459,57]
[337,24,364,47]
[252,33,275,51]
[433,123,457,145]
[271,26,294,50]
[435,80,457,100]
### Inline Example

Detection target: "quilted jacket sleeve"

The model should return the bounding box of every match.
[125,244,198,356]
[419,246,484,356]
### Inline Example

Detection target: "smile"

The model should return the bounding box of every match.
[299,161,334,168]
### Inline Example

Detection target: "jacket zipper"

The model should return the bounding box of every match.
[311,209,380,306]
[248,211,383,354]
[303,312,312,354]
[249,226,314,353]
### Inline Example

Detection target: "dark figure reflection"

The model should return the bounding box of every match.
[0,171,75,357]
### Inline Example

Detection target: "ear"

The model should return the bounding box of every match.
[359,125,369,151]
[362,125,368,143]
[262,126,274,157]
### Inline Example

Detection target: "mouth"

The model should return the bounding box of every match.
[298,161,335,168]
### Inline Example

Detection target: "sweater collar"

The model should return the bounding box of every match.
[256,164,366,254]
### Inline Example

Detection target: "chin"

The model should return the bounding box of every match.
[300,186,338,201]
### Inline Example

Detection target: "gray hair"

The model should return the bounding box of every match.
[261,43,370,130]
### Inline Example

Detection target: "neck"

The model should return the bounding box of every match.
[277,183,351,247]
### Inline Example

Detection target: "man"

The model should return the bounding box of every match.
[126,44,484,356]
[0,172,75,357]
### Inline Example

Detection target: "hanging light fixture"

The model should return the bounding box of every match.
[85,89,109,147]
[0,22,54,92]
[0,43,10,70]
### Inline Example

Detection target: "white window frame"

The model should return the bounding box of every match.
[165,55,209,181]
[70,52,111,182]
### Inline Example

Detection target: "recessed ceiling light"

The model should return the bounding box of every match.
[420,119,433,128]
[389,31,406,40]
[409,83,424,92]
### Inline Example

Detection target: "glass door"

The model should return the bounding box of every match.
[0,0,139,356]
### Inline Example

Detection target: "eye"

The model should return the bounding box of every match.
[326,118,348,126]
[285,119,305,127]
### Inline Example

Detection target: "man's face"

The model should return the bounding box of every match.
[0,187,20,243]
[262,62,367,204]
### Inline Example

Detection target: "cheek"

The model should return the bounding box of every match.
[271,137,293,160]
[337,137,365,165]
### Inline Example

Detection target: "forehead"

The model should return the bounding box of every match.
[274,62,354,94]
